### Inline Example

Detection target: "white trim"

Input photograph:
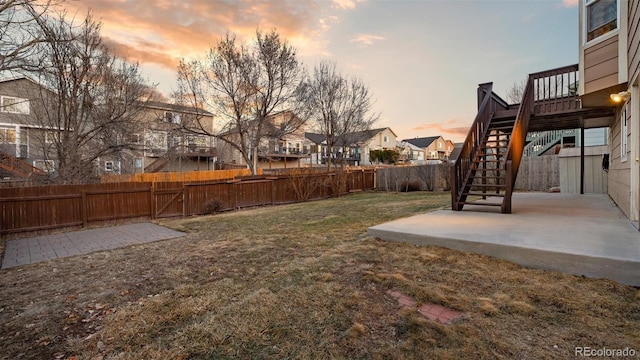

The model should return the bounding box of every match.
[621,105,628,162]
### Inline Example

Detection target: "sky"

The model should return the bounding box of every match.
[64,0,580,142]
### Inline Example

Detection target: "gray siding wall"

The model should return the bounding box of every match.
[608,104,632,218]
[629,0,640,84]
[584,35,620,93]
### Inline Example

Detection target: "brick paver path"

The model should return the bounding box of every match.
[2,223,185,269]
[388,290,463,325]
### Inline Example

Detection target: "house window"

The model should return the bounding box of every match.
[128,133,141,144]
[33,159,55,173]
[105,161,114,171]
[0,96,29,114]
[438,142,443,149]
[620,106,627,162]
[585,0,618,43]
[0,127,16,143]
[165,111,181,124]
[45,131,59,144]
[383,135,388,143]
[134,158,143,169]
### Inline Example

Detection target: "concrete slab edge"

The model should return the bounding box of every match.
[367,227,640,287]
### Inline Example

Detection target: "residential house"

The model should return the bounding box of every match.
[356,127,397,165]
[217,110,311,170]
[451,0,636,221]
[0,77,59,181]
[402,136,452,162]
[306,127,398,166]
[131,101,216,174]
[579,0,639,227]
[397,140,426,164]
[0,76,216,181]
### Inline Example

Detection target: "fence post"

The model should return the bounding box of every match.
[183,182,187,218]
[451,164,458,211]
[149,184,155,220]
[271,178,275,205]
[81,191,88,227]
[503,160,513,214]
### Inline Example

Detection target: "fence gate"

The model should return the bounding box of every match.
[153,182,184,218]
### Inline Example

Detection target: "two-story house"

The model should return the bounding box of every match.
[402,136,453,162]
[129,101,216,174]
[397,140,426,164]
[579,0,639,227]
[306,127,397,166]
[0,77,58,181]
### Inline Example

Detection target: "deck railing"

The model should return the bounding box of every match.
[531,64,580,115]
[503,65,578,211]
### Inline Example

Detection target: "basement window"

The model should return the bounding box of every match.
[585,0,618,43]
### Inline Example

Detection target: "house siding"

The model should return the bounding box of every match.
[630,0,640,84]
[608,105,632,219]
[584,35,620,93]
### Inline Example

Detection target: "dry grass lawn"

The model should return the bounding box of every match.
[0,191,638,359]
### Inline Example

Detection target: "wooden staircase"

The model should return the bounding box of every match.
[0,150,47,179]
[451,65,584,213]
[144,146,178,173]
[451,82,521,213]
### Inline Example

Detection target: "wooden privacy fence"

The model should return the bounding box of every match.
[1,169,374,238]
[101,168,261,183]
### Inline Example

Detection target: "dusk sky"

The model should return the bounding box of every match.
[66,0,580,142]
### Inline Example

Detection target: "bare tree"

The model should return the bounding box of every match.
[0,0,56,72]
[26,11,152,183]
[176,29,307,175]
[298,61,378,169]
[506,78,527,104]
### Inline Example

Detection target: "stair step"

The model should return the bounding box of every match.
[489,125,514,131]
[471,184,506,188]
[460,201,503,207]
[464,192,505,197]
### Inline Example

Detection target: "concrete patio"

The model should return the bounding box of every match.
[368,193,640,287]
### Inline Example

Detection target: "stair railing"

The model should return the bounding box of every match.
[0,150,45,178]
[523,129,577,157]
[451,83,494,210]
[503,74,534,213]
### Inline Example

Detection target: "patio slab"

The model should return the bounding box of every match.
[2,223,186,269]
[367,193,640,286]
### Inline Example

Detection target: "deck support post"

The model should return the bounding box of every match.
[502,160,512,214]
[580,120,585,195]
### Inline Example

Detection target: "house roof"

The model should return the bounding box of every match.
[306,127,397,146]
[398,140,424,152]
[142,101,214,117]
[305,132,326,144]
[402,136,441,149]
[449,142,464,161]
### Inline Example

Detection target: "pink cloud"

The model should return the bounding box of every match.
[562,0,578,8]
[350,34,385,46]
[64,0,328,69]
[411,118,471,142]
